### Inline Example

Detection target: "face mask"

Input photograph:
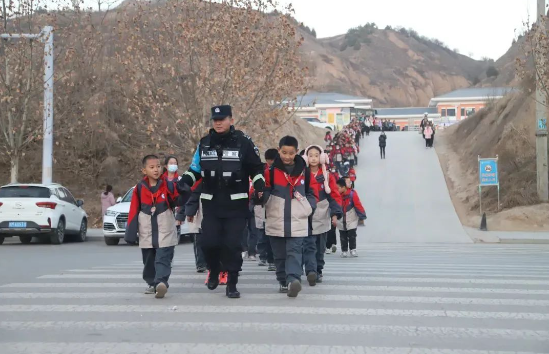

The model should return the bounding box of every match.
[167,165,178,173]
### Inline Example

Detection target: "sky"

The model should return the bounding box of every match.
[286,0,540,60]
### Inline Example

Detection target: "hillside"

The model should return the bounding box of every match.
[301,26,491,107]
[436,88,549,231]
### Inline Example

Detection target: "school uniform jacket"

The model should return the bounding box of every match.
[310,171,343,235]
[125,177,179,249]
[336,189,366,231]
[263,155,317,238]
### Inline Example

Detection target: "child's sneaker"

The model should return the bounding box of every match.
[331,245,337,253]
[307,272,317,287]
[325,248,331,254]
[287,280,302,298]
[219,272,228,285]
[155,282,167,299]
[258,259,267,266]
[144,286,155,294]
[340,252,349,258]
[268,263,276,271]
[279,283,288,293]
[350,249,358,257]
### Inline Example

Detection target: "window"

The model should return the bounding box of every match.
[122,188,134,203]
[56,188,66,200]
[446,109,456,117]
[461,108,465,117]
[63,188,77,205]
[0,186,50,198]
[441,109,446,117]
[466,108,476,116]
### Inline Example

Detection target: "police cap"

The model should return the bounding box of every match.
[211,105,232,120]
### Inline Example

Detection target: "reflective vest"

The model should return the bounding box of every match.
[198,131,249,202]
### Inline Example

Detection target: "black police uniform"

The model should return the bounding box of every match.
[179,105,265,298]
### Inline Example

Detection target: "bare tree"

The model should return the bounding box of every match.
[117,0,308,153]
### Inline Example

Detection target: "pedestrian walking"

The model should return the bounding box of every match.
[324,131,333,145]
[124,155,180,299]
[424,124,434,148]
[336,178,367,258]
[101,185,116,220]
[379,132,387,159]
[163,156,181,182]
[254,149,277,271]
[262,136,317,298]
[304,145,342,284]
[242,207,259,261]
[178,105,265,299]
[179,181,207,273]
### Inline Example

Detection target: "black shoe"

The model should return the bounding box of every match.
[196,266,207,273]
[226,285,241,298]
[206,271,220,290]
[226,272,240,298]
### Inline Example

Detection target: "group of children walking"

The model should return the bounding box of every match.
[124,124,367,299]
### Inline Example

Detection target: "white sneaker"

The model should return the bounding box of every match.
[325,248,331,254]
[248,255,257,261]
[242,251,248,259]
[350,249,358,257]
[340,252,349,258]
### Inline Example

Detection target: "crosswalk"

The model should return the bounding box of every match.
[1,244,549,353]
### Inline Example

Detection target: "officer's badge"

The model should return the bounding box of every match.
[215,108,220,113]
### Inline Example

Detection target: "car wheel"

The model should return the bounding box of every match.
[19,236,33,244]
[50,219,65,245]
[0,236,4,245]
[104,237,120,246]
[76,219,87,242]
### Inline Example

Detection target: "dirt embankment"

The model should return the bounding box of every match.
[436,89,549,231]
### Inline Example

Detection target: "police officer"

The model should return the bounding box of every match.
[178,105,265,299]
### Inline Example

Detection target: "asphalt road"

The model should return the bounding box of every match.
[355,131,472,243]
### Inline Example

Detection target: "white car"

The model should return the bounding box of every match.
[0,183,88,245]
[103,187,190,246]
[302,117,336,131]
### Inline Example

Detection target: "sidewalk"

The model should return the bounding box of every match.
[465,227,549,244]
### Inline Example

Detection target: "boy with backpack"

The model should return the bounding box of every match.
[336,178,366,258]
[261,136,316,297]
[125,155,180,299]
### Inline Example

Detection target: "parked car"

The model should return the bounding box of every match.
[103,187,190,245]
[301,117,336,131]
[0,183,88,245]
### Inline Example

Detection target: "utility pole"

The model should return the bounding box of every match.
[0,26,54,185]
[535,0,548,201]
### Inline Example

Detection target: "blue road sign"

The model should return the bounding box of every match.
[538,119,547,130]
[479,159,498,186]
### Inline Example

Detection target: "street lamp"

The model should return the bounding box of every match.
[0,26,54,185]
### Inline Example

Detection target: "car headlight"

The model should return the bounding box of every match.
[105,210,117,217]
